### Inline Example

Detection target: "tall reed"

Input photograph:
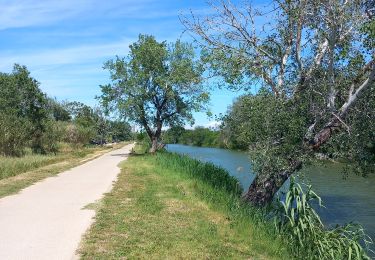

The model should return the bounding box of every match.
[273,177,373,259]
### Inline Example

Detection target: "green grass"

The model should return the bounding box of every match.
[0,154,65,180]
[0,143,127,198]
[79,152,291,259]
[131,141,150,155]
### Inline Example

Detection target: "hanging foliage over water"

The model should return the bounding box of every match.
[183,0,375,206]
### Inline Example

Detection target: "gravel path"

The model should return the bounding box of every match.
[0,143,134,260]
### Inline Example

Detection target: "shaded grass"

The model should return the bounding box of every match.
[79,152,290,259]
[0,142,128,198]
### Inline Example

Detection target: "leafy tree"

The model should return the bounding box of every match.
[162,126,186,144]
[99,34,208,152]
[221,95,255,150]
[0,64,49,154]
[46,98,71,122]
[109,120,132,142]
[183,0,375,206]
[163,126,223,148]
[0,114,30,156]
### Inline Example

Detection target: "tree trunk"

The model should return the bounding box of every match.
[149,136,158,154]
[243,161,302,206]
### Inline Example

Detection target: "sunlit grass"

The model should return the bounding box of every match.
[0,142,127,198]
[0,154,63,180]
[131,141,150,155]
[79,152,290,259]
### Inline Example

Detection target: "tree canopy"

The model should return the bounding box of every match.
[183,0,375,206]
[100,34,208,152]
[0,64,49,155]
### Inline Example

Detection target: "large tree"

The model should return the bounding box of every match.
[182,0,375,206]
[100,35,208,152]
[0,64,49,155]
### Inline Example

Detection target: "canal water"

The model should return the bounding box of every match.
[166,144,375,244]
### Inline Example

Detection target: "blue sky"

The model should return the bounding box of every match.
[0,0,249,127]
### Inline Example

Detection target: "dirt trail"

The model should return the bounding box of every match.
[0,143,134,260]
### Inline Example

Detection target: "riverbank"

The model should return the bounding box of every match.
[78,152,290,259]
[0,142,127,198]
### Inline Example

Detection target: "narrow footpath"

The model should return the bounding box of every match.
[0,143,134,260]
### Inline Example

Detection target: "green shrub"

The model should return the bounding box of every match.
[0,113,30,156]
[64,123,95,147]
[38,120,66,154]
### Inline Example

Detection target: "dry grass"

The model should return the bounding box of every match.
[0,142,129,198]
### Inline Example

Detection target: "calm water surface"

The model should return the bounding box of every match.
[167,144,375,242]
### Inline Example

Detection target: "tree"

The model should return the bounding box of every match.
[100,35,208,153]
[183,0,375,206]
[46,98,71,122]
[0,64,49,154]
[221,95,256,150]
[109,120,132,142]
[162,126,186,144]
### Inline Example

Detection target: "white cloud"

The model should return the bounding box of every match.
[0,39,134,104]
[0,0,176,31]
[0,39,132,71]
[0,0,92,30]
[204,121,221,129]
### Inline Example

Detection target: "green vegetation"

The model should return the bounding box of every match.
[79,152,290,259]
[183,0,375,207]
[162,126,225,148]
[0,65,51,156]
[99,34,208,153]
[80,151,372,259]
[0,154,62,180]
[0,144,120,198]
[131,141,150,155]
[273,178,372,259]
[1,0,373,256]
[0,65,133,157]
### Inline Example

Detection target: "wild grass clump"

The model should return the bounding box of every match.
[131,141,150,155]
[0,155,61,180]
[0,143,110,181]
[273,178,373,259]
[153,152,286,254]
[155,151,242,195]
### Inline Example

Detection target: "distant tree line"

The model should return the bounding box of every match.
[0,65,132,157]
[162,126,224,148]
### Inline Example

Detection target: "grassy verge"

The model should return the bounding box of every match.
[131,141,150,155]
[79,152,290,259]
[0,142,128,198]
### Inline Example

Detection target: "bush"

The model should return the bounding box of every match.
[38,120,66,154]
[0,113,30,156]
[64,123,95,147]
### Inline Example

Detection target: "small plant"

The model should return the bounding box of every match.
[273,177,373,259]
